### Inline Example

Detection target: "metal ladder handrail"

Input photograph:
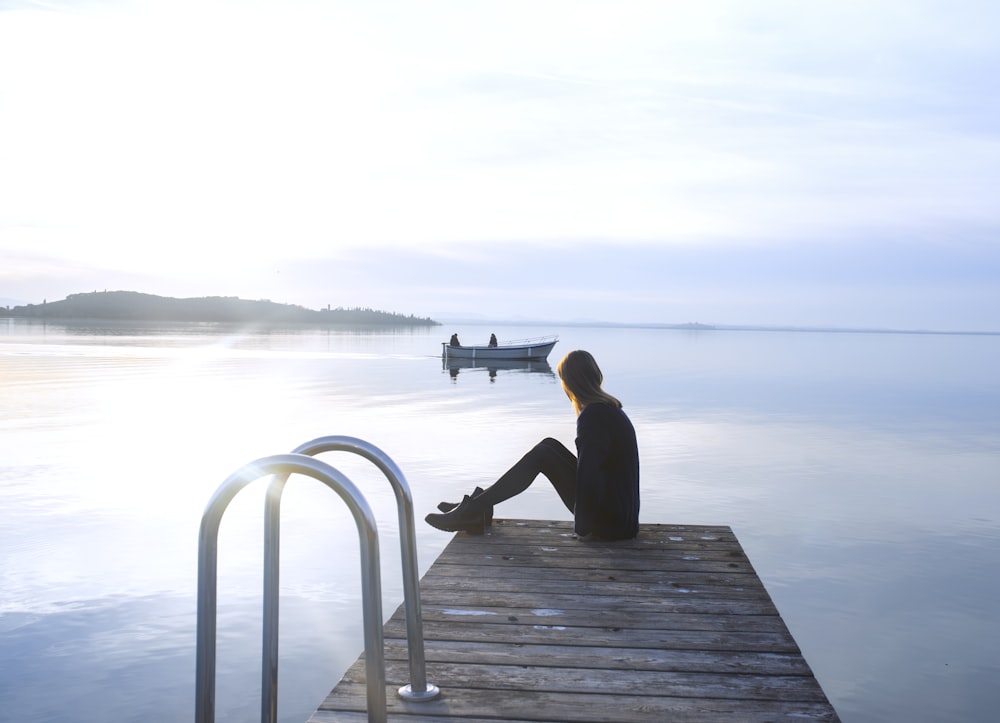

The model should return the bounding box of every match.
[260,435,439,723]
[195,453,386,723]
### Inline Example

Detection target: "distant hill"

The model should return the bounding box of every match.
[1,291,439,326]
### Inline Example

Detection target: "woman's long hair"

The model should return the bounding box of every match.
[557,349,622,414]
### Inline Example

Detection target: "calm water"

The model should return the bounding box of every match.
[1,319,998,722]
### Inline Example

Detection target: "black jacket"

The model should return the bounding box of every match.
[573,402,640,540]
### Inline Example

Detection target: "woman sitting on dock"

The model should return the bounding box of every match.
[426,349,640,540]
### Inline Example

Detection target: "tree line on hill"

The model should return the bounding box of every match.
[1,291,439,326]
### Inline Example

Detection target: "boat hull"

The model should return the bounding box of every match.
[441,339,557,361]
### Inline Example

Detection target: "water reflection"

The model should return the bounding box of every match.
[444,357,555,382]
[4,322,999,723]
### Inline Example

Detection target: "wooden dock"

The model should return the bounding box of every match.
[308,519,839,722]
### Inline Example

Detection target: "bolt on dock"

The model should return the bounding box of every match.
[308,519,839,722]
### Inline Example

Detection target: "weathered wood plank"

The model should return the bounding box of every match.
[415,575,772,600]
[435,544,752,568]
[421,567,764,590]
[308,520,839,722]
[384,621,800,654]
[336,657,831,701]
[417,589,779,616]
[402,606,786,633]
[380,639,816,676]
[315,683,838,722]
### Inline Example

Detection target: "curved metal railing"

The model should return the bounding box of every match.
[195,440,438,723]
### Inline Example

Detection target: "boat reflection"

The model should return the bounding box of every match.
[444,357,555,382]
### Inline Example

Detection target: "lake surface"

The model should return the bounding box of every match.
[1,319,998,722]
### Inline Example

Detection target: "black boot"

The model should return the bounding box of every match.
[436,486,493,525]
[425,494,489,534]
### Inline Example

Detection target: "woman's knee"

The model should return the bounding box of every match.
[534,437,576,471]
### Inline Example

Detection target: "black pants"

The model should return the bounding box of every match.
[476,437,577,513]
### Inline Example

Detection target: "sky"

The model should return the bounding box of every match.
[2,0,999,330]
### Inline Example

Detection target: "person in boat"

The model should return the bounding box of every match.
[426,349,640,540]
[449,333,461,346]
[488,333,498,347]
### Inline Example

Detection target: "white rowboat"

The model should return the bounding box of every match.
[441,335,558,361]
